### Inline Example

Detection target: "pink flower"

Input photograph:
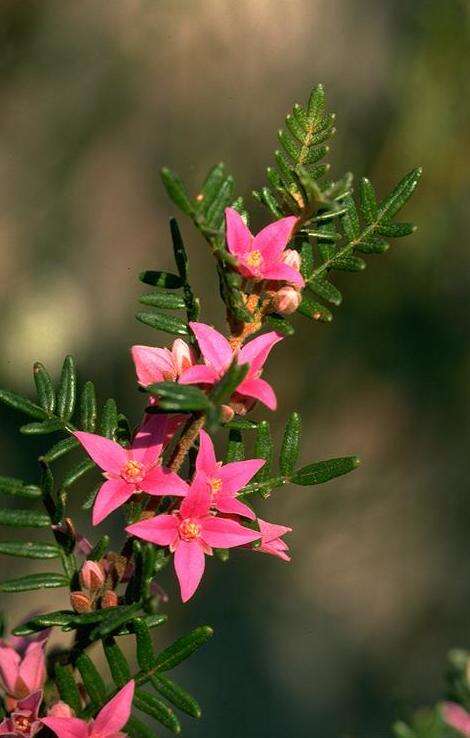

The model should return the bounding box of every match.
[75,415,188,526]
[195,430,263,520]
[0,691,43,738]
[256,518,292,561]
[442,703,470,737]
[225,208,303,287]
[126,475,261,602]
[179,322,283,411]
[42,680,135,738]
[0,632,47,708]
[131,339,195,387]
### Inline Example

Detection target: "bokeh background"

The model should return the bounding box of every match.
[0,1,469,736]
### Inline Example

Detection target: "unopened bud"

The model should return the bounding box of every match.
[70,591,92,614]
[47,702,75,718]
[79,560,105,591]
[282,249,301,272]
[272,285,301,315]
[220,404,235,423]
[101,590,119,608]
[172,339,195,376]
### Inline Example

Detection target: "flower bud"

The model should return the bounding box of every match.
[272,285,301,315]
[281,249,301,272]
[70,591,92,614]
[79,560,105,592]
[220,404,235,423]
[172,339,195,376]
[101,590,119,608]
[47,702,75,718]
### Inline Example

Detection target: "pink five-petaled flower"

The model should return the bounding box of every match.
[126,475,261,602]
[0,632,47,710]
[179,322,283,411]
[42,680,135,738]
[131,339,195,387]
[442,702,470,737]
[195,430,263,520]
[256,518,292,561]
[0,691,43,738]
[74,415,188,526]
[225,207,304,287]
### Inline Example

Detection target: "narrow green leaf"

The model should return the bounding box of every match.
[226,418,258,431]
[54,663,82,715]
[205,175,234,227]
[280,412,302,476]
[0,541,60,559]
[155,625,214,672]
[33,362,56,414]
[340,196,361,240]
[0,477,41,499]
[161,167,194,216]
[103,637,132,688]
[76,652,107,707]
[309,279,342,306]
[133,618,156,671]
[62,458,96,488]
[210,362,248,407]
[87,535,109,561]
[359,177,378,224]
[20,419,63,434]
[377,222,416,238]
[254,420,274,490]
[88,602,142,641]
[13,610,74,635]
[139,292,186,309]
[80,381,97,432]
[41,436,80,463]
[136,312,189,336]
[332,255,366,272]
[378,167,422,220]
[298,293,333,322]
[0,388,47,420]
[226,428,244,462]
[82,484,100,511]
[0,573,69,592]
[170,218,188,281]
[100,398,118,439]
[0,508,50,528]
[126,716,160,738]
[300,242,314,279]
[265,315,295,336]
[134,690,181,734]
[291,455,360,485]
[57,356,77,422]
[117,612,167,636]
[195,163,226,214]
[139,271,183,289]
[151,674,201,719]
[146,382,210,412]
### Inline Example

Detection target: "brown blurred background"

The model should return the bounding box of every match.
[0,1,469,736]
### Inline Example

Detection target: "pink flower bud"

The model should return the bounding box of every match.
[101,590,119,608]
[272,285,301,315]
[220,404,235,423]
[47,702,75,718]
[70,591,92,614]
[281,249,301,272]
[79,560,105,591]
[172,339,195,376]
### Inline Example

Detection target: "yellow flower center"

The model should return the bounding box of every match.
[179,518,201,541]
[13,716,34,735]
[210,477,222,498]
[121,459,145,484]
[247,250,262,268]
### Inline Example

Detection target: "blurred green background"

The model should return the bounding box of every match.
[0,1,469,736]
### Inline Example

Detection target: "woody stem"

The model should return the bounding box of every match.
[168,413,206,474]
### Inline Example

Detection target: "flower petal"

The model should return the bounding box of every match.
[218,459,265,496]
[174,540,206,603]
[215,494,256,520]
[17,690,43,715]
[92,479,133,526]
[236,377,277,410]
[238,332,283,375]
[261,262,304,287]
[131,345,175,386]
[442,703,470,737]
[195,430,218,477]
[94,681,135,737]
[141,467,189,497]
[179,474,211,519]
[131,415,167,467]
[41,717,89,738]
[18,643,45,694]
[224,207,253,257]
[253,216,297,260]
[258,518,292,543]
[178,365,219,385]
[0,646,20,695]
[201,517,260,548]
[126,515,179,546]
[74,432,127,475]
[189,322,232,375]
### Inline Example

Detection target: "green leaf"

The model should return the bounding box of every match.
[0,388,47,420]
[139,292,186,309]
[280,412,302,476]
[195,163,226,214]
[57,355,77,422]
[117,612,167,636]
[62,458,96,488]
[0,476,41,499]
[133,618,156,671]
[291,455,360,485]
[226,428,244,462]
[41,437,80,463]
[359,177,378,224]
[88,603,142,641]
[76,652,107,707]
[126,716,160,738]
[100,398,118,439]
[0,541,60,559]
[254,420,273,483]
[33,362,56,414]
[146,382,210,412]
[82,484,100,511]
[210,362,248,407]
[170,218,188,281]
[81,381,97,432]
[13,611,74,635]
[139,271,183,289]
[154,625,214,672]
[20,419,63,434]
[265,315,295,336]
[103,637,132,688]
[378,167,422,220]
[377,222,416,238]
[134,690,181,735]
[87,535,110,561]
[136,312,189,336]
[161,167,194,216]
[309,279,342,306]
[298,293,333,322]
[151,674,201,719]
[0,508,50,527]
[0,573,69,592]
[54,663,82,715]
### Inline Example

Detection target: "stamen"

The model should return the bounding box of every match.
[179,518,201,541]
[247,250,262,268]
[121,459,145,484]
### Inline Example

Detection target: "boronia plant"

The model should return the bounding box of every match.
[4,82,458,738]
